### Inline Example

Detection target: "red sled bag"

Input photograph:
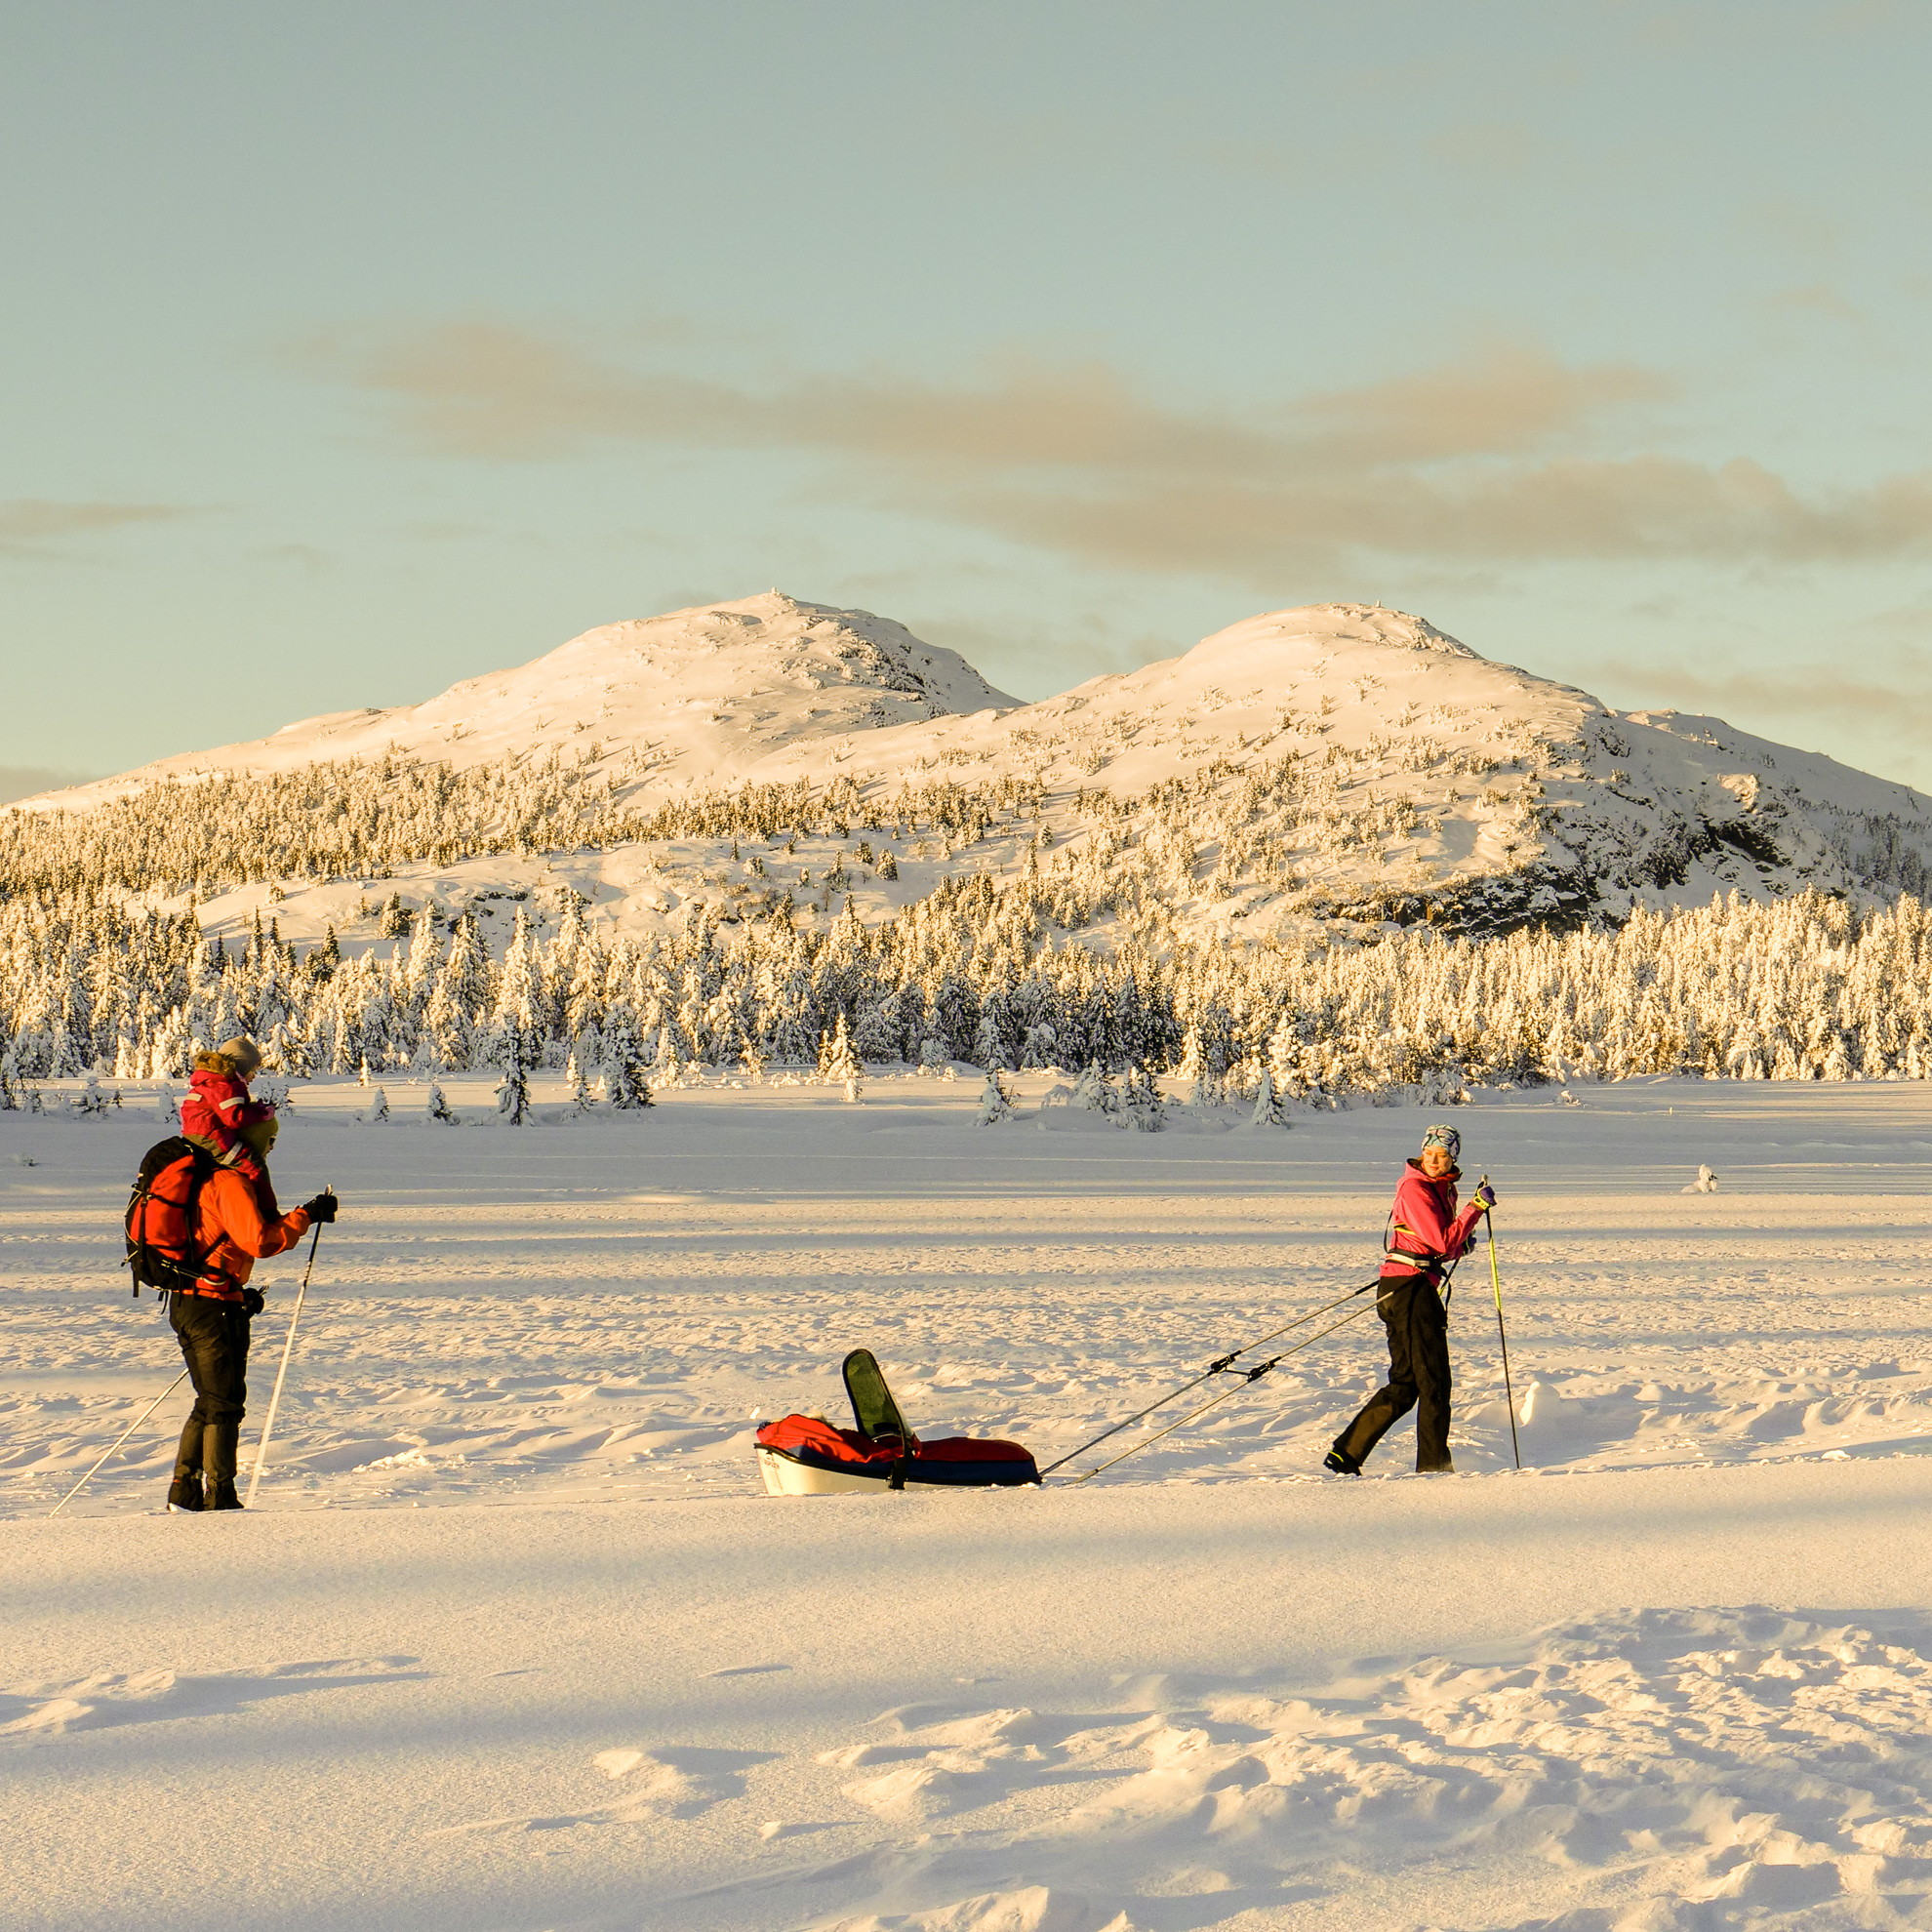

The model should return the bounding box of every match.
[123,1137,216,1301]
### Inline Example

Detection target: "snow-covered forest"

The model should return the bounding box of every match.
[10,595,1932,1105]
[6,865,1932,1100]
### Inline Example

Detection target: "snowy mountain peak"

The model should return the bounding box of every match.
[538,590,1017,719]
[1187,602,1481,667]
[31,592,1021,809]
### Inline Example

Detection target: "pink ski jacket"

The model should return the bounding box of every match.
[1381,1158,1486,1280]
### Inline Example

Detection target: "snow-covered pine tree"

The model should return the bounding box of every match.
[494,1027,533,1125]
[1248,1066,1290,1129]
[822,1013,862,1101]
[425,1081,457,1123]
[565,1049,593,1112]
[603,1006,654,1110]
[1071,1060,1120,1117]
[363,1084,389,1123]
[653,1026,684,1093]
[1124,1064,1166,1132]
[975,1067,1014,1124]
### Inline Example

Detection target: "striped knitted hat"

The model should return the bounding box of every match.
[1421,1122,1461,1162]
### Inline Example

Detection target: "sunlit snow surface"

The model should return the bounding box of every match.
[8,1077,1932,1931]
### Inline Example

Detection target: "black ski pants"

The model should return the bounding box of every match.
[1334,1273,1453,1472]
[170,1296,251,1486]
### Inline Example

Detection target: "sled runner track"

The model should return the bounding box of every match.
[1039,1276,1385,1480]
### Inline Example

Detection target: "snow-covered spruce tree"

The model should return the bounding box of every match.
[425,1081,457,1123]
[652,1026,684,1094]
[602,1006,654,1110]
[362,1084,389,1123]
[1071,1060,1120,1117]
[71,1072,108,1117]
[975,1067,1015,1124]
[1248,1066,1289,1129]
[494,1026,533,1125]
[821,1013,863,1101]
[565,1049,593,1112]
[1124,1064,1166,1132]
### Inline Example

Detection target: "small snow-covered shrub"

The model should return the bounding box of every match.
[975,1069,1015,1124]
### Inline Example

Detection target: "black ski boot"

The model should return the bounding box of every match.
[167,1473,205,1512]
[1322,1447,1361,1476]
[207,1479,244,1510]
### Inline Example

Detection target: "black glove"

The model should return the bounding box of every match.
[302,1189,339,1225]
[240,1288,265,1316]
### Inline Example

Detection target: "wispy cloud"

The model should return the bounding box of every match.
[308,325,1932,585]
[0,499,196,559]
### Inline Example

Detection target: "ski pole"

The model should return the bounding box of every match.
[48,1367,191,1518]
[1065,1293,1389,1484]
[246,1213,323,1508]
[1483,1176,1521,1470]
[1035,1278,1383,1478]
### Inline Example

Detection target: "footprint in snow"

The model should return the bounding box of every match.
[795,1608,1932,1932]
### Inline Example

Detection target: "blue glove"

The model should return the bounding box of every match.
[1474,1181,1498,1210]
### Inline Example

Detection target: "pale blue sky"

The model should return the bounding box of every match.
[6,2,1931,796]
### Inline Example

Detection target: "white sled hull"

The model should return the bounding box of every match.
[757,1447,896,1496]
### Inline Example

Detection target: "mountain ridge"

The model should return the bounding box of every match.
[8,594,1931,960]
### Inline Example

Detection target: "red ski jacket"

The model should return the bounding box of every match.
[1381,1158,1485,1280]
[181,1067,275,1183]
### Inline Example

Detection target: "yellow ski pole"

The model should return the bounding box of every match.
[1482,1175,1520,1469]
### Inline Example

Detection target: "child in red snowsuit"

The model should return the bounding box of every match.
[1326,1123,1496,1475]
[181,1038,277,1186]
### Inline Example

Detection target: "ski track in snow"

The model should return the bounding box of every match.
[7,1076,1932,1931]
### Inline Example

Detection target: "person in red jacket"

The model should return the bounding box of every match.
[1325,1124,1495,1476]
[181,1037,277,1186]
[167,1116,338,1513]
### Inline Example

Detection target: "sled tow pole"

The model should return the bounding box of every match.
[1064,1294,1389,1484]
[1036,1279,1384,1479]
[48,1368,193,1517]
[246,1211,324,1508]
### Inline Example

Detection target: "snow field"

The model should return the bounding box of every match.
[5,1076,1932,1929]
[6,1076,1932,1518]
[10,1467,1932,1932]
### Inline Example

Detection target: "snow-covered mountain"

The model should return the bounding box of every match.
[10,594,1932,957]
[39,592,1018,806]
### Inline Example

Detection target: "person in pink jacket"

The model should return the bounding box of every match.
[1325,1123,1496,1475]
